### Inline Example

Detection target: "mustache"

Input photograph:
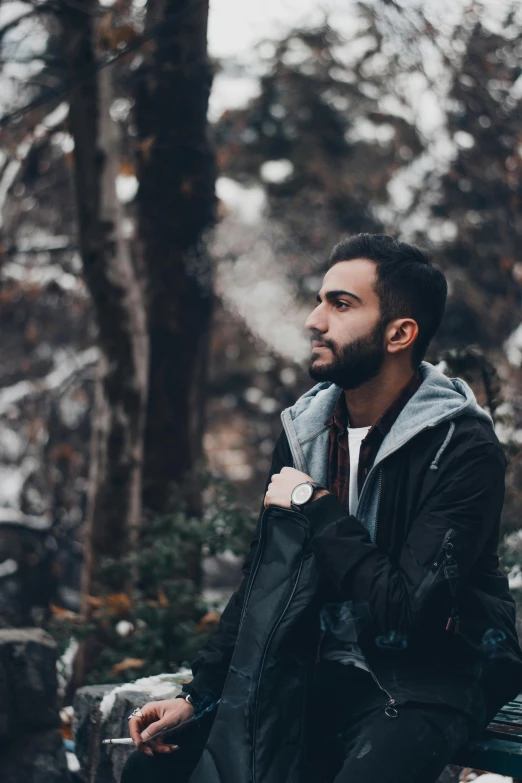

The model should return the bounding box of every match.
[309,332,336,351]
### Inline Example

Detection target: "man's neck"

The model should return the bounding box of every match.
[344,366,416,429]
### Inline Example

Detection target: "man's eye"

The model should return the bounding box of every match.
[335,301,350,309]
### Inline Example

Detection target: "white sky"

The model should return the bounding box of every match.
[207,0,520,59]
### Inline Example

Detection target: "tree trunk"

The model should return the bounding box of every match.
[133,0,216,519]
[62,2,149,596]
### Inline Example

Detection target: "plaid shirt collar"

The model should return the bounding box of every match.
[324,369,423,446]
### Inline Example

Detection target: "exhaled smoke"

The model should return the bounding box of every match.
[480,627,507,660]
[216,665,254,711]
[193,692,220,720]
[320,600,369,642]
[375,630,408,651]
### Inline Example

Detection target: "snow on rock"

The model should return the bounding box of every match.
[115,620,134,637]
[98,669,193,721]
[116,174,138,204]
[66,751,80,772]
[57,637,79,699]
[508,565,522,591]
[260,159,294,184]
[0,558,17,578]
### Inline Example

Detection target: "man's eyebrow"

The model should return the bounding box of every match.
[316,289,363,304]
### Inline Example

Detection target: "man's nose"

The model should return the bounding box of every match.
[305,305,327,333]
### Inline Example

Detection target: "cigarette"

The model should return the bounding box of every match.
[102,715,198,746]
[102,738,134,745]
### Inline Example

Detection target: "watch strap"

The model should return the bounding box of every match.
[291,481,325,510]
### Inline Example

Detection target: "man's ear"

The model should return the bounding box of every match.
[386,318,418,356]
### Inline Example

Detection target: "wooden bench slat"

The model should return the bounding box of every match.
[497,704,522,716]
[487,727,522,743]
[452,691,522,776]
[453,735,522,778]
[491,714,522,725]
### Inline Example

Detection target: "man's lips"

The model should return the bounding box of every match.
[311,342,330,350]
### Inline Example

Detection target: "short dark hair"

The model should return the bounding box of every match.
[328,233,447,368]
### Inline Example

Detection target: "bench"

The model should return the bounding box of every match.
[452,693,522,779]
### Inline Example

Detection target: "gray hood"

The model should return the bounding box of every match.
[281,361,494,541]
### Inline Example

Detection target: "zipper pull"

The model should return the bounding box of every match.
[443,560,459,596]
[442,538,460,634]
[445,607,460,634]
[384,698,399,718]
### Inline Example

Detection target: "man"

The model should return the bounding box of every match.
[122,234,522,783]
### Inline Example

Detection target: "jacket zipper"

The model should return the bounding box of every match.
[411,528,455,609]
[322,425,454,719]
[357,467,399,718]
[252,540,307,782]
[214,508,272,713]
[239,507,270,629]
[357,480,457,716]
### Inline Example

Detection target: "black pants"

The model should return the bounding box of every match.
[120,661,476,783]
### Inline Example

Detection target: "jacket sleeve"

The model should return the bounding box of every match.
[303,441,507,638]
[186,429,293,704]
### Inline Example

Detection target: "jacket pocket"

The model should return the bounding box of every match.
[411,527,455,612]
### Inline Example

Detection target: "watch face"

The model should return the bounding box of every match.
[292,483,314,505]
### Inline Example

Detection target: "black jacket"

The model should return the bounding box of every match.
[187,414,522,730]
[189,505,324,783]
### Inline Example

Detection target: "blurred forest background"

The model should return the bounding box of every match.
[0,0,521,697]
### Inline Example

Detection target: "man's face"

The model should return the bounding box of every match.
[305,258,387,390]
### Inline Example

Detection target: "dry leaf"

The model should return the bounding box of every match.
[85,595,104,607]
[196,611,221,631]
[135,136,155,162]
[157,588,169,608]
[106,593,132,614]
[50,603,78,619]
[111,658,145,675]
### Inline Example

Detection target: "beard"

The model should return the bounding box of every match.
[308,319,387,390]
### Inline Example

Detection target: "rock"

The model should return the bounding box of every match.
[1,728,69,783]
[0,628,69,782]
[436,765,462,782]
[0,627,59,733]
[73,670,192,783]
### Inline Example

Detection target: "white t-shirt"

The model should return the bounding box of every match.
[347,426,371,516]
[320,423,372,671]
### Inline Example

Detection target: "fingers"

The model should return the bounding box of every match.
[128,700,187,755]
[128,715,145,746]
[138,738,179,756]
[128,701,161,747]
[141,716,180,743]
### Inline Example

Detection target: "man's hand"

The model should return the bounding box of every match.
[128,697,194,755]
[264,466,329,509]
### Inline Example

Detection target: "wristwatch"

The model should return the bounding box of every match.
[290,481,325,511]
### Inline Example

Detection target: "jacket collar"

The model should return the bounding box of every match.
[281,361,493,474]
[324,369,423,443]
